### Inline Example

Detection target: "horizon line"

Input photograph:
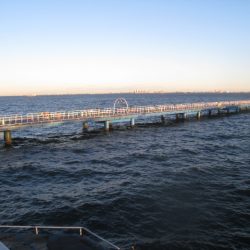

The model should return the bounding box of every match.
[0,90,250,97]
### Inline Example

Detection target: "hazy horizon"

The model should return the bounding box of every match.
[1,0,250,95]
[0,90,250,98]
[1,87,250,97]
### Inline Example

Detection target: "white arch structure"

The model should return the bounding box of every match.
[113,98,129,112]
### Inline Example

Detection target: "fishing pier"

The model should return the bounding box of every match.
[1,98,250,146]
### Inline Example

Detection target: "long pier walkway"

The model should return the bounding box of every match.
[1,98,250,146]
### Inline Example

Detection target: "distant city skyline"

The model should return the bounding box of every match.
[1,89,249,97]
[1,0,250,95]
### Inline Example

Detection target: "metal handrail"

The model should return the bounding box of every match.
[0,225,120,250]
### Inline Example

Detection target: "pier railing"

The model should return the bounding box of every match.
[0,225,120,250]
[0,100,250,129]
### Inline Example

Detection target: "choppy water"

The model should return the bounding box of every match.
[0,93,250,249]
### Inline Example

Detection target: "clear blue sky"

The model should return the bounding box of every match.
[0,0,249,95]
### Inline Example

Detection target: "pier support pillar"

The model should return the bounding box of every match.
[161,115,165,124]
[226,108,230,114]
[83,122,89,131]
[208,110,212,117]
[217,109,221,115]
[104,121,110,131]
[176,113,185,122]
[196,111,201,120]
[130,118,135,127]
[4,130,12,146]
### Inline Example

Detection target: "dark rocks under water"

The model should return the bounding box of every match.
[0,93,250,249]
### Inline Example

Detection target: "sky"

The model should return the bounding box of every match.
[0,0,250,95]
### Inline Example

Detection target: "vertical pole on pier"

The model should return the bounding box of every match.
[83,122,89,132]
[4,130,12,146]
[196,111,201,120]
[160,115,165,124]
[208,110,212,117]
[104,120,110,131]
[183,113,187,120]
[130,118,135,127]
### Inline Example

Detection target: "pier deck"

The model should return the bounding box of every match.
[1,99,250,145]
